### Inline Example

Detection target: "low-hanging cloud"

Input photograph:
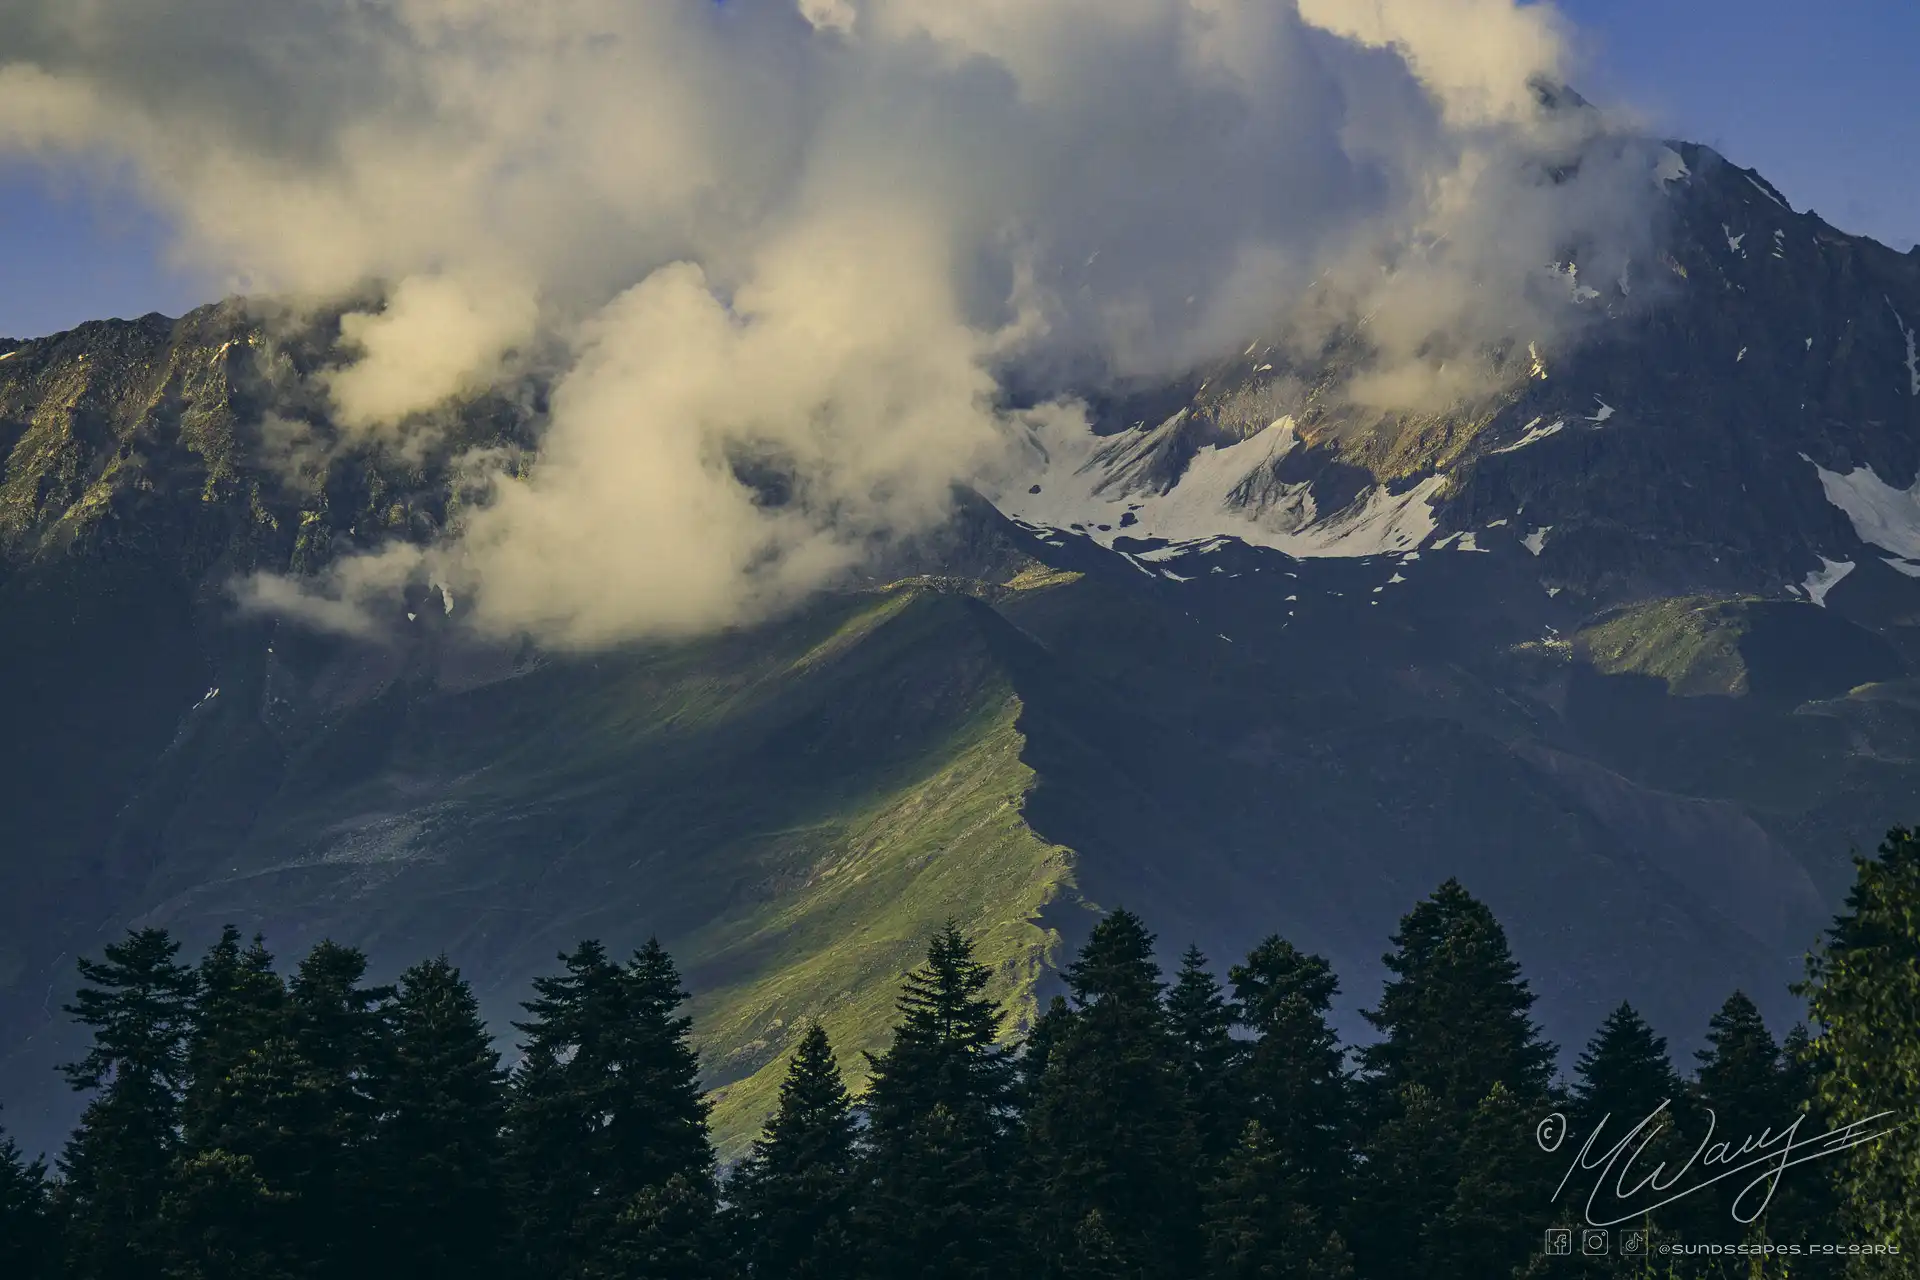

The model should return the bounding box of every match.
[0,0,1660,646]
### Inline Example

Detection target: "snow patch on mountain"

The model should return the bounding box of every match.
[1803,558,1855,607]
[1655,147,1690,184]
[992,414,1443,559]
[1745,176,1788,210]
[1432,531,1490,553]
[1551,262,1601,303]
[1492,418,1565,454]
[1137,536,1233,562]
[1808,456,1920,560]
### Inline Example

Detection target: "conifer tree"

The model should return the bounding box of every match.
[57,927,198,1280]
[1167,946,1242,1165]
[1358,881,1555,1119]
[729,1022,858,1280]
[1693,992,1788,1134]
[180,928,285,1151]
[1678,992,1799,1275]
[1229,936,1352,1223]
[509,938,715,1277]
[1799,829,1920,1277]
[1691,992,1792,1231]
[1352,886,1555,1280]
[1202,1121,1354,1280]
[157,940,384,1280]
[509,938,625,1274]
[1,1108,56,1280]
[857,923,1021,1280]
[1570,1002,1684,1139]
[610,939,714,1192]
[378,955,509,1279]
[1562,1002,1689,1266]
[1024,910,1196,1280]
[278,941,393,1274]
[286,941,393,1124]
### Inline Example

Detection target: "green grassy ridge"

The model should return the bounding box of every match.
[453,586,1078,1157]
[107,582,1076,1159]
[688,688,1071,1157]
[415,586,1079,1157]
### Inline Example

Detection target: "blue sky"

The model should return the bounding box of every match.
[2,0,1916,339]
[1556,0,1920,250]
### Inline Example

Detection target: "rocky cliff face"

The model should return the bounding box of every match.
[5,139,1920,1158]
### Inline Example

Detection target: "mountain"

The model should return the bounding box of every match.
[5,138,1920,1159]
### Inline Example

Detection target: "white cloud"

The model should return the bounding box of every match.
[0,0,1654,645]
[325,272,540,434]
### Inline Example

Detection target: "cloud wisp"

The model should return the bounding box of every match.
[0,0,1660,646]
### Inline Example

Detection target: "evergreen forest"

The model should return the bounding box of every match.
[3,829,1917,1280]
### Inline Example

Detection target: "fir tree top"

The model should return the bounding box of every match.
[864,921,1011,1133]
[1228,936,1352,1213]
[1359,879,1554,1114]
[1065,910,1164,1009]
[752,1021,855,1178]
[390,955,507,1117]
[1570,1001,1682,1133]
[61,927,199,1095]
[514,937,623,1055]
[1231,935,1339,1031]
[1167,946,1241,1160]
[1694,991,1787,1126]
[1167,946,1238,1047]
[183,925,287,1148]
